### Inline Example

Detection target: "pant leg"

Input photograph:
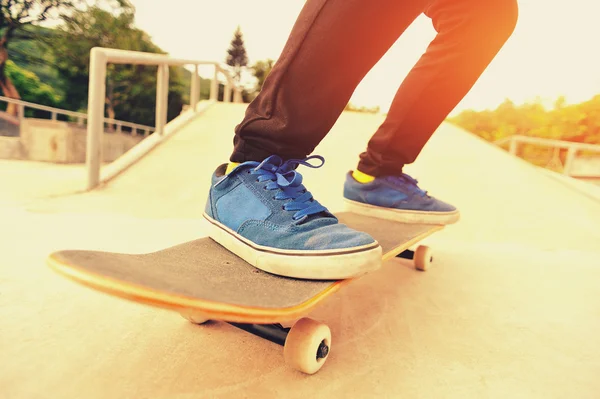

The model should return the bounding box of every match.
[357,0,519,176]
[230,0,430,163]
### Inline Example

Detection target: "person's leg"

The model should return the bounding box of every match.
[230,0,429,164]
[357,0,519,176]
[207,0,432,280]
[343,0,518,225]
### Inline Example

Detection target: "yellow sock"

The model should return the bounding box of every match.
[352,169,375,184]
[225,162,240,175]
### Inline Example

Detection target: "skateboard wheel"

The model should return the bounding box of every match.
[284,318,331,375]
[179,311,209,325]
[414,245,433,271]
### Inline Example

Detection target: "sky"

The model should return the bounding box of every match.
[129,0,600,115]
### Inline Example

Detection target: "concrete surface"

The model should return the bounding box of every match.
[0,136,24,159]
[539,167,600,202]
[2,103,600,398]
[572,156,600,178]
[0,159,87,207]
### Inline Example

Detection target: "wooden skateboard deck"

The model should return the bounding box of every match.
[48,212,442,324]
[48,211,444,374]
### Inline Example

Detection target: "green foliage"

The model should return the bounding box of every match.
[4,60,62,116]
[49,5,188,127]
[0,1,131,81]
[344,102,380,114]
[449,96,600,168]
[2,1,240,129]
[0,0,133,121]
[251,58,273,93]
[9,26,64,93]
[1,0,83,35]
[449,96,600,145]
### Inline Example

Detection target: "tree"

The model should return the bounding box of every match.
[225,26,248,83]
[50,5,187,128]
[9,25,65,96]
[54,5,151,121]
[344,102,380,114]
[251,58,273,93]
[0,0,130,115]
[447,95,600,168]
[4,60,61,110]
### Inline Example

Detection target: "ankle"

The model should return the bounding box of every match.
[225,162,240,175]
[352,169,375,184]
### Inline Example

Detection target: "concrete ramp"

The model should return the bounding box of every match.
[23,102,397,220]
[23,103,249,219]
[2,102,600,398]
[26,103,600,250]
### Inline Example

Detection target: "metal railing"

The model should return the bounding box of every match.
[0,95,154,136]
[86,47,242,189]
[495,135,600,177]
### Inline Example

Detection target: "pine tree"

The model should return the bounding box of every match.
[226,26,248,83]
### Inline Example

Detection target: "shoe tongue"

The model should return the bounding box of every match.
[402,173,420,185]
[386,175,407,185]
[387,174,416,186]
[386,175,428,197]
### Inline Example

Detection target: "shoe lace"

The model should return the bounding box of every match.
[251,155,329,221]
[387,173,429,197]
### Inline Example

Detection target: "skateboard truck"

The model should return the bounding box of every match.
[397,246,433,271]
[229,322,328,359]
[186,317,332,375]
[229,322,290,346]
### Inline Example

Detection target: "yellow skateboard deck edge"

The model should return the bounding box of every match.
[47,224,443,324]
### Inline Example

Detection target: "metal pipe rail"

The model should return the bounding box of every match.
[495,135,600,176]
[0,95,154,135]
[86,47,242,189]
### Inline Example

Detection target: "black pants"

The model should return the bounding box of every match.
[230,0,518,176]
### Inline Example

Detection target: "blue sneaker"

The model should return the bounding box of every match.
[343,171,460,225]
[204,156,382,280]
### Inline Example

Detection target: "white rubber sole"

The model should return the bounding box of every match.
[204,213,382,280]
[343,198,460,225]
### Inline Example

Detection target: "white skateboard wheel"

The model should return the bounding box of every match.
[414,245,433,271]
[179,311,209,325]
[284,318,331,375]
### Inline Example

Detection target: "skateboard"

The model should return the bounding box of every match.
[47,212,443,375]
